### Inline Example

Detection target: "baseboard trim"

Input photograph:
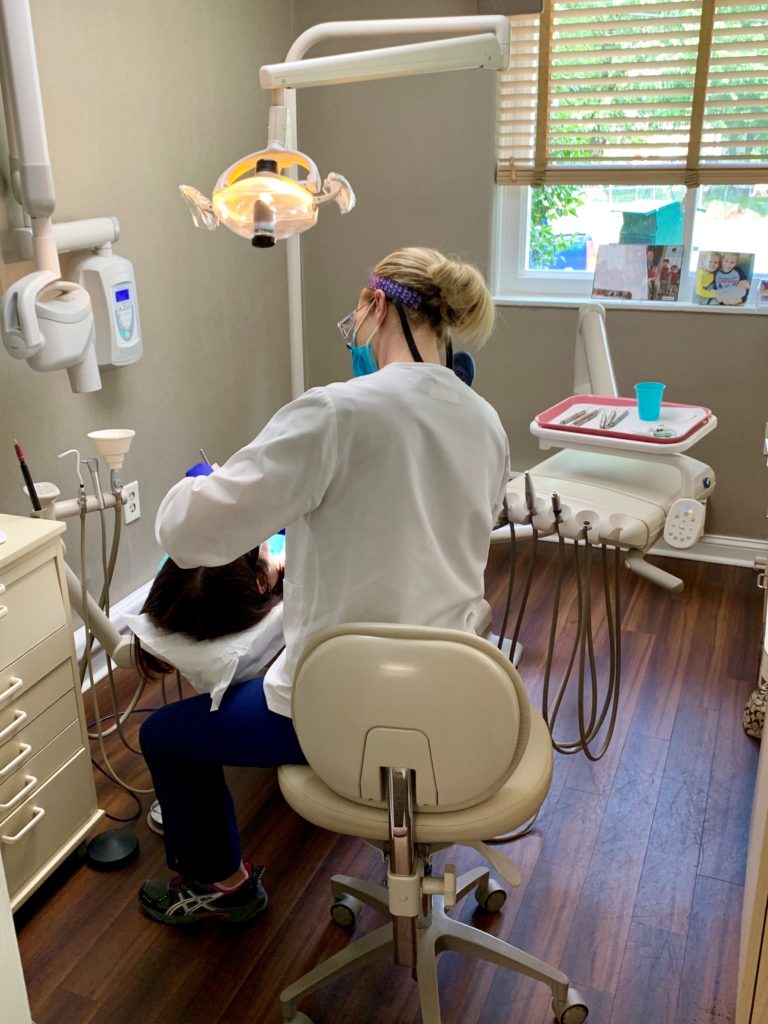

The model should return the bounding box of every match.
[649,533,764,568]
[75,579,152,688]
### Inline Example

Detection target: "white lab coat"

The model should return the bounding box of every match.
[156,362,510,717]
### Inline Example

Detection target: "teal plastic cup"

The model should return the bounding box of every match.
[634,381,665,421]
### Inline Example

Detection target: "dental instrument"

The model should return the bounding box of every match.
[0,1,142,392]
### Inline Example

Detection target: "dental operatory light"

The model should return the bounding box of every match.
[180,17,512,249]
[180,143,355,247]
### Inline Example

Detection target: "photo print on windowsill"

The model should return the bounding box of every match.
[591,244,685,302]
[693,250,755,307]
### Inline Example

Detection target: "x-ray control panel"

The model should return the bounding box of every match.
[112,284,136,343]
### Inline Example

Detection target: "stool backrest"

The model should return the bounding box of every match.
[291,623,532,813]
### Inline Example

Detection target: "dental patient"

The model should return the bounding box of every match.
[132,544,284,680]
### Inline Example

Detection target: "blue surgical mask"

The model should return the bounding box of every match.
[348,340,379,376]
[345,300,380,377]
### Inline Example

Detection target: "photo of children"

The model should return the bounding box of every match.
[757,278,768,307]
[693,251,755,306]
[646,245,684,301]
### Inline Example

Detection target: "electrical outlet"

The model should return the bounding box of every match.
[123,481,141,524]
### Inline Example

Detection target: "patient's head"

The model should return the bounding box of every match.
[133,546,283,679]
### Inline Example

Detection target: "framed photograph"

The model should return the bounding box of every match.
[693,250,755,306]
[591,244,685,301]
[756,278,768,307]
[591,244,647,300]
[646,245,684,302]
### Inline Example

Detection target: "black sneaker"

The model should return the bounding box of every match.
[138,863,267,925]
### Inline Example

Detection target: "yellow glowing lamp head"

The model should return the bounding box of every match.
[180,143,355,248]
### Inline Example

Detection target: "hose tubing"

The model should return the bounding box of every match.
[499,520,624,762]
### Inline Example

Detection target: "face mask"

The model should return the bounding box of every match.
[346,300,379,377]
[348,341,379,377]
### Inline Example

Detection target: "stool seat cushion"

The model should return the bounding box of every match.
[278,709,553,844]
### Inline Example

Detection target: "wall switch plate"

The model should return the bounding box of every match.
[123,481,141,524]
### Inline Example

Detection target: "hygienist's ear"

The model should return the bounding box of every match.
[372,288,388,323]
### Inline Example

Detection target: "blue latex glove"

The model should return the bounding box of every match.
[185,461,214,478]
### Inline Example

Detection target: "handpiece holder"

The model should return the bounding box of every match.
[24,428,137,667]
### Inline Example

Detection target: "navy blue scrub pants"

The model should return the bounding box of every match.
[139,677,307,882]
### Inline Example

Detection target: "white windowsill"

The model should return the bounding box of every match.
[493,293,768,314]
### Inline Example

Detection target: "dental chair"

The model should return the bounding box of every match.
[276,623,588,1024]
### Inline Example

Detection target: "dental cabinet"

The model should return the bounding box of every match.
[0,514,102,911]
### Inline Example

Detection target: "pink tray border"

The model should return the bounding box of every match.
[535,395,713,445]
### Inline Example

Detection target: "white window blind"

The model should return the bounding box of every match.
[496,0,768,186]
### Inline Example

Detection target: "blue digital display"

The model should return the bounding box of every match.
[115,288,130,302]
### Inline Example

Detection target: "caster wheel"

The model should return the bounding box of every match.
[552,987,588,1024]
[475,878,506,914]
[330,893,363,928]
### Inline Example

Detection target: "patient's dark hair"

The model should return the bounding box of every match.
[133,548,282,680]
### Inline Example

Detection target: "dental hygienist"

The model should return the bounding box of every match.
[138,246,511,925]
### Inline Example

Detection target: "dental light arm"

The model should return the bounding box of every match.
[259,31,508,91]
[181,16,510,247]
[181,15,514,398]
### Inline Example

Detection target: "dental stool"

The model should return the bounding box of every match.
[277,623,588,1024]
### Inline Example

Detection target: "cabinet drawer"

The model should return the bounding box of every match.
[0,626,73,711]
[0,656,75,752]
[0,716,81,823]
[0,690,79,781]
[1,749,97,900]
[0,551,67,671]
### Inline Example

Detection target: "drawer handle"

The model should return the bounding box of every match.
[0,774,37,812]
[0,605,7,620]
[0,709,28,743]
[1,805,45,844]
[0,743,32,779]
[0,676,23,708]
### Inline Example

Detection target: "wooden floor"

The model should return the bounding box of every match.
[14,544,763,1024]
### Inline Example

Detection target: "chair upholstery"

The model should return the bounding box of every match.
[277,623,587,1024]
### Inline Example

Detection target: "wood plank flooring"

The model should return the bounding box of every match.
[12,544,763,1024]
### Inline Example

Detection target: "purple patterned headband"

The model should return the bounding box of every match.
[366,275,423,310]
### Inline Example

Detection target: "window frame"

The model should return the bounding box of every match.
[491,183,768,312]
[491,3,768,311]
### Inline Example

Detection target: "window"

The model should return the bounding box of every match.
[494,2,768,302]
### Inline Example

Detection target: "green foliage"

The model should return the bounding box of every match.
[529,186,586,269]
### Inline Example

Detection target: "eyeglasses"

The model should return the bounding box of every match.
[337,300,374,342]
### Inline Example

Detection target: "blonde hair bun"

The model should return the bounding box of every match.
[371,247,495,348]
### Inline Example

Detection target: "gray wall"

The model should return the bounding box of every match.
[0,0,295,600]
[296,0,768,540]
